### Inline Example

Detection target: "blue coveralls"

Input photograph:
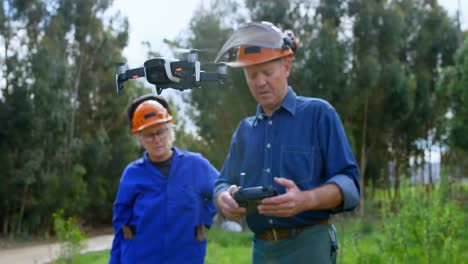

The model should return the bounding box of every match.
[110,147,218,264]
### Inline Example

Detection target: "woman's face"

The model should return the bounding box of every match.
[138,123,173,162]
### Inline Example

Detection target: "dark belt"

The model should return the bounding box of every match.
[256,219,329,241]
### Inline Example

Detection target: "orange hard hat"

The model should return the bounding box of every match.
[128,94,171,124]
[214,21,298,67]
[236,45,294,67]
[236,24,298,67]
[131,100,173,134]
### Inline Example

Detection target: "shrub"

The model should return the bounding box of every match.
[53,209,87,263]
[362,182,466,264]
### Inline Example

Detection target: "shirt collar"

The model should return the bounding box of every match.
[253,86,297,125]
[140,147,184,164]
[281,87,297,115]
[172,147,184,157]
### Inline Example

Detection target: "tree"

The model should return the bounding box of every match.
[345,0,458,208]
[245,0,293,28]
[0,0,132,235]
[437,35,468,178]
[0,0,51,235]
[395,0,459,186]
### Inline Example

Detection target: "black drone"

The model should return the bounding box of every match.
[115,49,228,94]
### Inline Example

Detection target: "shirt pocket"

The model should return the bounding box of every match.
[179,185,198,209]
[280,145,315,189]
[169,184,200,223]
[133,186,162,216]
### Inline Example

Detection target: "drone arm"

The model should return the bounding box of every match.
[116,67,146,93]
[125,67,145,79]
[198,62,227,83]
[199,72,222,81]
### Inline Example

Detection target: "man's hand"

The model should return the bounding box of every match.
[258,177,344,217]
[257,177,309,217]
[216,185,246,222]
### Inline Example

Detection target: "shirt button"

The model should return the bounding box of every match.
[266,168,270,173]
[269,219,273,224]
[268,120,273,125]
[266,143,271,149]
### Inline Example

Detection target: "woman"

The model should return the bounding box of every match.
[110,95,218,264]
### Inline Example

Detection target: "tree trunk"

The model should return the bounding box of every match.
[16,185,29,235]
[2,212,9,235]
[359,97,369,215]
[427,135,434,187]
[67,47,84,171]
[394,160,401,200]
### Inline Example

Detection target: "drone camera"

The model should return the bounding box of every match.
[144,59,172,85]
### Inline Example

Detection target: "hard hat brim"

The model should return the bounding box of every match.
[214,22,284,63]
[131,117,173,135]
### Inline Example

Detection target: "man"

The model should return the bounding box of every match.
[110,95,218,264]
[214,22,360,264]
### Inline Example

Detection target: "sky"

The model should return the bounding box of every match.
[109,0,205,68]
[109,0,467,69]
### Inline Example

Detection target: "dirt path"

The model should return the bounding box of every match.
[0,234,114,264]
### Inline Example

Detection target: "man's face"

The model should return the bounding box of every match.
[243,58,291,116]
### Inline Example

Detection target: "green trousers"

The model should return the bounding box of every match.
[252,224,338,264]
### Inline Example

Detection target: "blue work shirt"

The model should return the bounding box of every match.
[110,147,218,264]
[214,87,360,234]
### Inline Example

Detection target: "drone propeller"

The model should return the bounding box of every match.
[171,47,218,54]
[171,47,196,54]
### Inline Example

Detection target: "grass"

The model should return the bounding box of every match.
[335,218,382,264]
[54,216,468,264]
[52,226,253,264]
[56,182,468,264]
[52,221,377,264]
[205,226,252,264]
[54,250,109,264]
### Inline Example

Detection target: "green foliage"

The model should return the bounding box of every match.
[68,188,468,264]
[54,250,108,264]
[347,184,467,264]
[296,0,349,111]
[437,36,468,178]
[53,209,87,263]
[53,227,253,264]
[42,165,89,216]
[46,186,468,264]
[335,219,382,264]
[245,0,292,26]
[0,0,132,236]
[205,227,252,264]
